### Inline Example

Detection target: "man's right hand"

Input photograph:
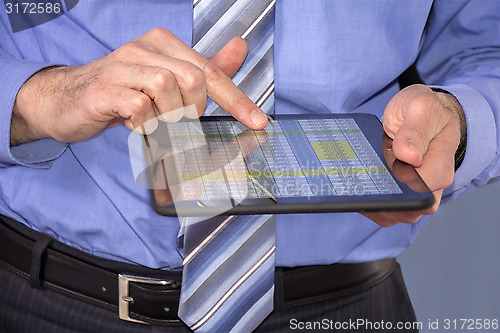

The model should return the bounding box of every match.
[11,28,268,146]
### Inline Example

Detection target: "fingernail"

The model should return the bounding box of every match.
[161,107,184,123]
[251,110,268,126]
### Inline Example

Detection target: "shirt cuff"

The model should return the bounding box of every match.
[0,58,68,168]
[430,85,497,196]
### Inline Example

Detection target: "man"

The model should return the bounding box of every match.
[0,1,498,332]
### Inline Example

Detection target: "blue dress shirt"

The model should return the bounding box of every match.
[0,0,499,269]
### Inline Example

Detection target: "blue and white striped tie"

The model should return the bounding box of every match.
[194,0,275,116]
[178,215,275,332]
[177,1,276,332]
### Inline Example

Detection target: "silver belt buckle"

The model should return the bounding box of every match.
[118,273,176,324]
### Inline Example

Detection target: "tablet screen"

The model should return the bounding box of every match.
[167,117,401,199]
[135,113,434,216]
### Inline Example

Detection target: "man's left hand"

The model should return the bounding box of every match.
[363,84,465,227]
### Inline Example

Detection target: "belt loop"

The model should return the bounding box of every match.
[30,235,52,289]
[273,268,284,311]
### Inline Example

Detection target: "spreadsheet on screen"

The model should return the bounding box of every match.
[165,118,402,201]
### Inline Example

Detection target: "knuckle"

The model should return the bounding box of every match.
[179,65,205,91]
[115,41,147,59]
[130,94,152,115]
[231,94,249,110]
[146,27,173,41]
[201,61,227,88]
[151,70,176,92]
[405,92,435,116]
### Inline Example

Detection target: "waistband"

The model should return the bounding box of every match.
[0,215,396,326]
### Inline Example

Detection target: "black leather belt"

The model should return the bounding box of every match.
[0,216,396,326]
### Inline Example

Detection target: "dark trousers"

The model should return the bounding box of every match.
[0,260,418,333]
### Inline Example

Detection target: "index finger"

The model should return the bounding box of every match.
[140,29,268,129]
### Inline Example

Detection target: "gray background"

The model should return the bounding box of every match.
[399,181,500,332]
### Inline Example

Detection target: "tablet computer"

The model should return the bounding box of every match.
[139,113,434,217]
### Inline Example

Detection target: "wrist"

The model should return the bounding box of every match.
[11,67,61,146]
[431,88,467,170]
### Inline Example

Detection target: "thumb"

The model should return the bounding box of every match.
[210,37,248,77]
[384,85,444,167]
[392,117,433,168]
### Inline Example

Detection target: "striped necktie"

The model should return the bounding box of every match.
[193,0,275,116]
[177,1,276,332]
